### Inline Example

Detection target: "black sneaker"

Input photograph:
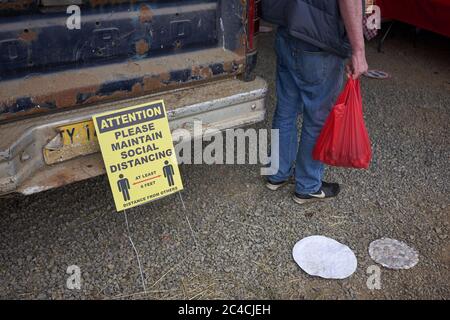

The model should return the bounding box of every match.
[265,179,289,191]
[292,181,340,204]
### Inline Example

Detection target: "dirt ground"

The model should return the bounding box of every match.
[0,25,449,300]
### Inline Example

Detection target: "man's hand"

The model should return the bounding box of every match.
[346,49,369,79]
[339,0,368,79]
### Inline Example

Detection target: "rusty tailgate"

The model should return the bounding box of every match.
[0,0,251,123]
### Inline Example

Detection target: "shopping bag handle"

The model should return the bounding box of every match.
[342,78,355,106]
[344,78,362,107]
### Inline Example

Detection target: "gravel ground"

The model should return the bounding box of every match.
[0,26,449,300]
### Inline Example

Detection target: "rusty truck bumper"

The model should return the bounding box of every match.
[0,76,267,195]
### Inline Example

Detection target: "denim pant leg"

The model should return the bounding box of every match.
[294,44,345,194]
[269,30,302,183]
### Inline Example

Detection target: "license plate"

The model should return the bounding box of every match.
[44,120,100,164]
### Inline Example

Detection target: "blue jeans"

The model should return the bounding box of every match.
[270,28,345,194]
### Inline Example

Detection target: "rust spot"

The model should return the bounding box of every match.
[174,40,182,49]
[89,0,110,7]
[89,0,139,7]
[125,61,142,73]
[131,82,143,94]
[0,0,35,11]
[191,66,213,79]
[135,39,149,55]
[192,66,213,79]
[142,77,161,90]
[191,65,200,76]
[19,29,37,42]
[223,61,234,73]
[89,0,108,7]
[160,72,171,82]
[200,67,213,79]
[27,72,100,109]
[82,90,126,106]
[234,33,248,56]
[139,4,154,23]
[143,73,170,90]
[35,86,96,109]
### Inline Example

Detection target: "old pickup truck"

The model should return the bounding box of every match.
[0,0,266,195]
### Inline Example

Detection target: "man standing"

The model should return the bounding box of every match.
[263,0,369,204]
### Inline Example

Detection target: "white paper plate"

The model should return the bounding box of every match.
[292,235,357,279]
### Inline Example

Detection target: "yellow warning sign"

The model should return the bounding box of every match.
[92,100,183,211]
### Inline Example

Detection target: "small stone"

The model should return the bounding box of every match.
[37,293,46,300]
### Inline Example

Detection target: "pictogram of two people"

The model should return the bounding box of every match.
[117,160,175,201]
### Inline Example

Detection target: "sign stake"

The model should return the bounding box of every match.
[178,192,199,249]
[123,209,147,295]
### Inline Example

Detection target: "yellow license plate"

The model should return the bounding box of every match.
[44,120,100,164]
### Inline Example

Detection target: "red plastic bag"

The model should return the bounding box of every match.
[313,78,372,169]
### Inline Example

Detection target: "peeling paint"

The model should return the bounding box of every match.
[0,0,36,12]
[139,4,154,23]
[135,39,150,55]
[88,0,140,7]
[0,0,251,124]
[21,185,48,195]
[18,29,37,42]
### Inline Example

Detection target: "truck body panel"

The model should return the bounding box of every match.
[0,0,265,195]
